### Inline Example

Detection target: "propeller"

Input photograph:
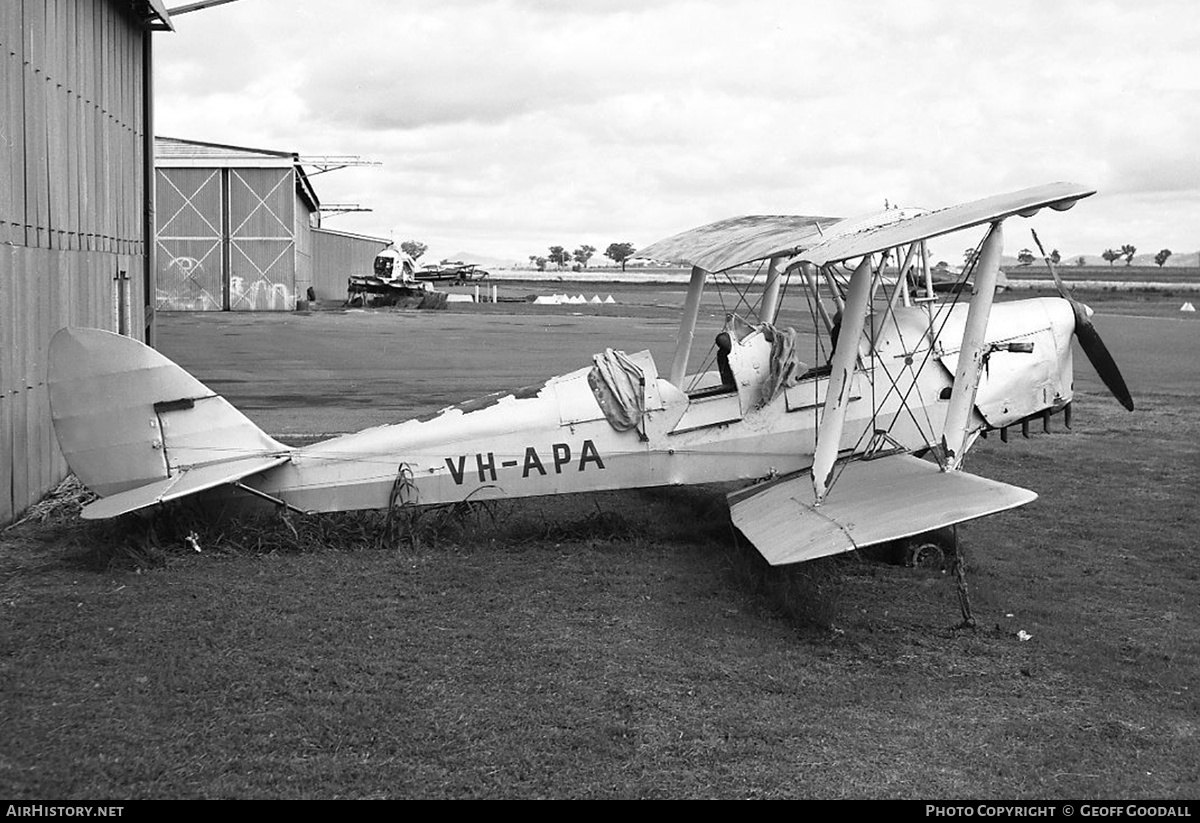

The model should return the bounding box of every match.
[1031,230,1134,411]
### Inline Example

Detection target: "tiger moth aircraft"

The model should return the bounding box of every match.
[49,182,1134,566]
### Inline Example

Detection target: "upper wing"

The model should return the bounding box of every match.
[634,183,1091,274]
[797,182,1095,267]
[635,214,838,273]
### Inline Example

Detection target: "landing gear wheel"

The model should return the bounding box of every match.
[905,540,945,569]
[898,526,957,569]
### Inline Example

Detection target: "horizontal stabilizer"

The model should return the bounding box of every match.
[81,455,290,520]
[728,453,1036,565]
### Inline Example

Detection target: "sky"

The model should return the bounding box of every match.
[153,0,1200,265]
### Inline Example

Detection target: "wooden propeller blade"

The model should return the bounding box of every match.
[1032,229,1134,412]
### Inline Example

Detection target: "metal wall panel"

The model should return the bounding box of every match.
[0,245,10,397]
[293,193,313,302]
[311,227,391,300]
[1,7,17,246]
[0,243,13,524]
[10,247,30,515]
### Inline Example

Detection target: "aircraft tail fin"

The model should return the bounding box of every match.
[728,453,1036,565]
[49,328,290,516]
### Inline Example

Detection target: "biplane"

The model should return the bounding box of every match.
[48,182,1133,566]
[415,260,491,283]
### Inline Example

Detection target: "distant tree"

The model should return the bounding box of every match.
[963,247,980,269]
[1017,248,1035,266]
[604,241,636,271]
[1075,256,1087,266]
[528,255,537,268]
[1120,244,1136,266]
[1101,248,1121,267]
[400,240,427,261]
[548,246,569,269]
[535,256,547,271]
[573,244,596,269]
[1155,248,1172,268]
[1050,249,1062,265]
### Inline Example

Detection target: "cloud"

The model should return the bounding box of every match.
[153,0,1200,259]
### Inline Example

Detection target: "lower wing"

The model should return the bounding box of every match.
[728,452,1036,565]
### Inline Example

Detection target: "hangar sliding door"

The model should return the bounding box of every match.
[228,168,295,311]
[155,167,297,311]
[155,168,224,311]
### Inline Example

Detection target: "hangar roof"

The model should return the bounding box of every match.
[156,136,320,211]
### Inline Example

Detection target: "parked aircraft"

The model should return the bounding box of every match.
[416,260,490,283]
[48,183,1132,566]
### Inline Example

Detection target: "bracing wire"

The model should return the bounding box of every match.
[684,258,770,393]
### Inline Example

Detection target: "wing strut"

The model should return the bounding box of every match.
[669,265,707,386]
[760,255,785,324]
[811,254,874,503]
[941,220,1004,469]
[799,262,835,335]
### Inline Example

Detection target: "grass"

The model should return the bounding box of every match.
[4,393,1195,799]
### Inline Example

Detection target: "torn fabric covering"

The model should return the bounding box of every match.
[589,349,646,432]
[759,324,808,407]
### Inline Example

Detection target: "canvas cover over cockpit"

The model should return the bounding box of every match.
[589,349,647,432]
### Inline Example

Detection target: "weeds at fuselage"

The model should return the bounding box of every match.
[50,488,660,570]
[15,477,856,632]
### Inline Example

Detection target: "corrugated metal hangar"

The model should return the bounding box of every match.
[1,0,170,524]
[155,136,390,310]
